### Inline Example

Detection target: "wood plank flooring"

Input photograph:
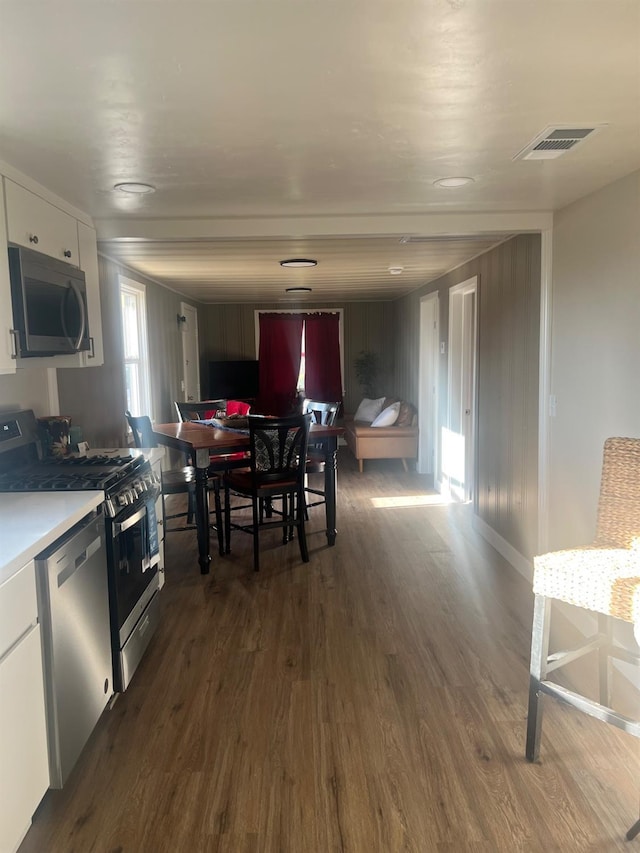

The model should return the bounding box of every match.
[19,451,639,852]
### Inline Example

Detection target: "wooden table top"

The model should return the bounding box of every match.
[152,421,344,453]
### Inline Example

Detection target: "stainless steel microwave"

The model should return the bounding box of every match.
[8,245,90,357]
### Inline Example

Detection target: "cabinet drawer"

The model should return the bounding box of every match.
[5,178,79,264]
[0,560,37,660]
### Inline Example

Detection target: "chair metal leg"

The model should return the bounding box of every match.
[597,612,612,707]
[627,817,640,840]
[526,594,552,762]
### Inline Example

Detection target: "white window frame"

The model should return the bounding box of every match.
[254,308,345,394]
[120,276,153,420]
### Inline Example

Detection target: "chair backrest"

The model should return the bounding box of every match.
[248,414,311,487]
[595,437,640,548]
[125,410,157,448]
[226,399,251,417]
[175,400,228,422]
[302,399,340,426]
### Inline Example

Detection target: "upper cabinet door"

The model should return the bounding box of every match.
[77,222,104,366]
[4,178,79,265]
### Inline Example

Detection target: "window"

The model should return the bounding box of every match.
[255,309,345,394]
[254,310,344,415]
[120,277,152,418]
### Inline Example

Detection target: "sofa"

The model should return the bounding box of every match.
[344,397,418,473]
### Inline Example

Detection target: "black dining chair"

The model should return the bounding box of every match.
[301,399,340,514]
[125,411,225,556]
[224,413,311,572]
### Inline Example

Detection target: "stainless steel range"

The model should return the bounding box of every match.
[0,410,162,696]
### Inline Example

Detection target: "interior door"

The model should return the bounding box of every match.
[180,303,200,402]
[444,277,477,502]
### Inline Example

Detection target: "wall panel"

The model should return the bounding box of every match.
[393,235,541,560]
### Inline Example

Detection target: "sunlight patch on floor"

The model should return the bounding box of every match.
[370,494,454,508]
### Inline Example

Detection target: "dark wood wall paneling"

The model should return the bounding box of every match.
[200,301,395,415]
[393,234,541,560]
[57,255,199,448]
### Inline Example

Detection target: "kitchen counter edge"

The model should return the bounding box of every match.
[0,491,104,585]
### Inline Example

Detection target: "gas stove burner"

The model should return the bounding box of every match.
[42,454,141,469]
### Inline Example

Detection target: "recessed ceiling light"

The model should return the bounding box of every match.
[280,258,317,268]
[114,182,156,194]
[433,176,474,188]
[388,266,404,275]
[285,287,313,293]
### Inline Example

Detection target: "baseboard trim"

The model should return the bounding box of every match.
[472,514,533,581]
[473,513,640,695]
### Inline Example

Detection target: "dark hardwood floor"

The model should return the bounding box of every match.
[19,450,639,852]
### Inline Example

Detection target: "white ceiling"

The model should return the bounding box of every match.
[1,0,638,303]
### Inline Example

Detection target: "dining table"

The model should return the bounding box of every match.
[151,420,344,574]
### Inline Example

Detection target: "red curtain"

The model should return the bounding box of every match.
[304,313,343,405]
[257,313,304,415]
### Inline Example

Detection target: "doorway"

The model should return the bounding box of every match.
[443,277,477,502]
[418,293,439,483]
[180,303,200,403]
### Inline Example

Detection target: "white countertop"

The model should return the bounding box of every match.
[0,491,104,586]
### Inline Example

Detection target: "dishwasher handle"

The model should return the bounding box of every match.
[57,534,103,588]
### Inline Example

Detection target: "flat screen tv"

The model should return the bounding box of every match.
[209,360,259,400]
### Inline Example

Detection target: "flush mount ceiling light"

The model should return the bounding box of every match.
[280,258,317,268]
[433,176,474,188]
[285,286,313,293]
[388,266,404,275]
[113,182,156,194]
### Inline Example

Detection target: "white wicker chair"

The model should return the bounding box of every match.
[525,437,640,839]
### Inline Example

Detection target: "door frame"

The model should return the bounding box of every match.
[418,292,439,480]
[180,302,200,402]
[445,276,478,503]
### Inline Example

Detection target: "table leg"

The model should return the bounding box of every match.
[194,448,211,574]
[323,436,338,546]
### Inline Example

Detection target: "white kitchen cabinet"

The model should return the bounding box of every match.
[4,178,79,265]
[0,170,104,370]
[0,560,49,853]
[0,183,15,373]
[77,221,104,366]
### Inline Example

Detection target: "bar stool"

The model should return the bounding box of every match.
[526,437,640,838]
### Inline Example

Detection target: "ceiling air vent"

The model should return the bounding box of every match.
[513,125,605,161]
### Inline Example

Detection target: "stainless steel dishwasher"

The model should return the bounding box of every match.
[35,510,112,788]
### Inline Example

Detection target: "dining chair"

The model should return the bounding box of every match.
[525,436,640,838]
[174,400,228,422]
[125,411,225,556]
[224,413,311,572]
[174,399,251,471]
[301,399,340,513]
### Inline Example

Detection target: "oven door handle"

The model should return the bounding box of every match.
[113,505,147,535]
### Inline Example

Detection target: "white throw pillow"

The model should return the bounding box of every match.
[354,397,386,423]
[371,402,401,427]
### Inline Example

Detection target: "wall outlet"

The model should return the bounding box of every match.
[549,395,557,417]
[440,342,446,355]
